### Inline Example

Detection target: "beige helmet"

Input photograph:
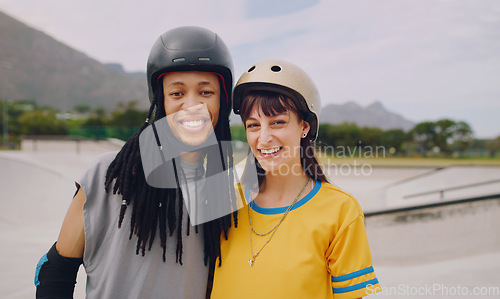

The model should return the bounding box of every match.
[233,59,321,141]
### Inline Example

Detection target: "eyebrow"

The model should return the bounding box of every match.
[166,81,215,87]
[246,112,288,121]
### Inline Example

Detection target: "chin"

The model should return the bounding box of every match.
[178,134,210,146]
[172,123,215,146]
[257,162,278,175]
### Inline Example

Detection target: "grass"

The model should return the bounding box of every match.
[317,156,500,168]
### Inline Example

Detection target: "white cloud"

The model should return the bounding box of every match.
[0,0,499,137]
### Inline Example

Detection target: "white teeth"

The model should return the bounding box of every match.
[261,147,280,154]
[181,120,204,127]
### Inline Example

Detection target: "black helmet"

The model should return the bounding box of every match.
[147,26,234,110]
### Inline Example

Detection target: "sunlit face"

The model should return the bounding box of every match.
[162,71,220,146]
[245,106,310,176]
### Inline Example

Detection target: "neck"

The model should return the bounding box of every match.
[255,171,311,208]
[180,151,202,162]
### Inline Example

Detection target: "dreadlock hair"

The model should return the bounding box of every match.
[104,76,237,266]
[239,90,329,189]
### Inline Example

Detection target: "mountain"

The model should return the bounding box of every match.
[320,101,415,130]
[0,10,148,111]
[0,10,415,131]
[230,101,415,131]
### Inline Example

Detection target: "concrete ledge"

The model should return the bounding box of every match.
[366,197,500,266]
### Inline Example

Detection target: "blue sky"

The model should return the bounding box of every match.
[0,0,499,138]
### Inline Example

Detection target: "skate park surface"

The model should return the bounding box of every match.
[1,139,499,298]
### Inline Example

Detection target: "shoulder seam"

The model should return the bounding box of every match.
[321,183,365,216]
[334,214,365,241]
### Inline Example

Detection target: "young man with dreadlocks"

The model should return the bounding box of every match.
[34,26,237,298]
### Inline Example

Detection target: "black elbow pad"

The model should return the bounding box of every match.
[35,242,83,299]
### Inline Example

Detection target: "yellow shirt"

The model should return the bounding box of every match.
[212,181,380,299]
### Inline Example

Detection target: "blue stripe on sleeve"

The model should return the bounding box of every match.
[34,253,48,286]
[332,278,379,294]
[332,266,374,282]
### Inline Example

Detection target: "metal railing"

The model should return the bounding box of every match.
[364,193,500,217]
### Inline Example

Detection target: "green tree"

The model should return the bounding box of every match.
[1,100,36,138]
[380,129,409,155]
[108,101,147,140]
[110,101,146,127]
[317,122,361,148]
[485,136,500,158]
[230,125,247,142]
[73,104,92,114]
[451,121,473,156]
[410,119,474,157]
[434,119,457,156]
[359,127,383,147]
[18,109,68,135]
[410,121,437,156]
[80,112,109,140]
[94,107,106,118]
[317,124,334,147]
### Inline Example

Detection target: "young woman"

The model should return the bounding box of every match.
[211,60,381,298]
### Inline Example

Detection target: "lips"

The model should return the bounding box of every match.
[180,119,207,128]
[258,146,283,157]
[175,115,210,132]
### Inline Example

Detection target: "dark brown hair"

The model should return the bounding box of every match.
[239,90,328,188]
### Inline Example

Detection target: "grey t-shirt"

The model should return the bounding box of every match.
[79,152,208,299]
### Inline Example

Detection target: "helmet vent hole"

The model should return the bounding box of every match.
[248,66,256,72]
[271,65,281,72]
[172,58,186,62]
[198,57,211,61]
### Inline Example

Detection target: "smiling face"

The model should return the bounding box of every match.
[162,71,220,146]
[243,94,310,176]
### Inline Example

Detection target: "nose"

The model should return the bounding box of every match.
[259,125,273,144]
[182,93,204,110]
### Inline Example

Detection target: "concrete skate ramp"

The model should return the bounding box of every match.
[0,155,79,299]
[2,143,499,298]
[21,137,124,154]
[366,196,500,266]
[0,146,121,298]
[385,166,500,208]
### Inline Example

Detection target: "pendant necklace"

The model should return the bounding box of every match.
[248,177,311,267]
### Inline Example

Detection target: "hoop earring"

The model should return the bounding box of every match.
[302,132,307,138]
